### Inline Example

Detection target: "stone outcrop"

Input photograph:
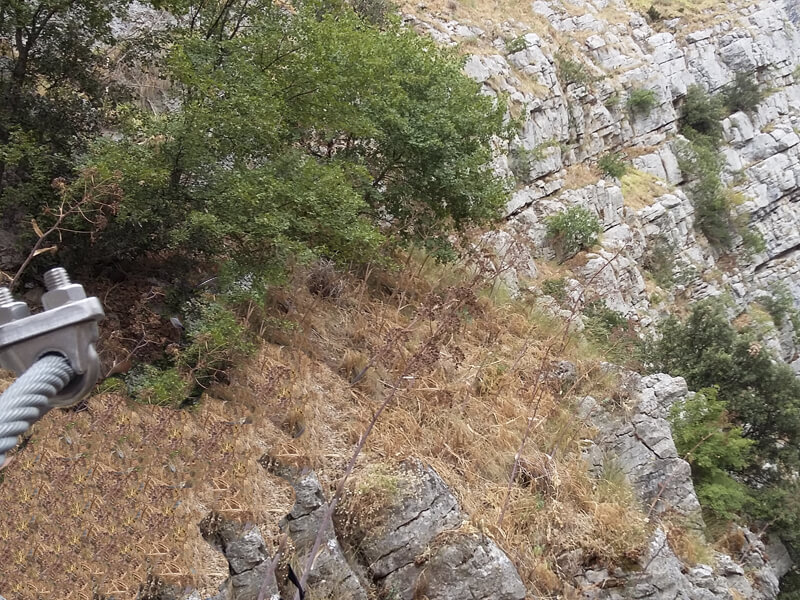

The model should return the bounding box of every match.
[579,373,703,522]
[577,373,790,600]
[578,526,787,600]
[406,0,800,337]
[191,459,526,600]
[341,459,527,600]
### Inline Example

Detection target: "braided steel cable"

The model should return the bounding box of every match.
[0,355,74,464]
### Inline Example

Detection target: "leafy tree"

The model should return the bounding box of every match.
[0,0,132,218]
[82,1,507,277]
[655,300,800,566]
[670,387,754,520]
[653,299,800,477]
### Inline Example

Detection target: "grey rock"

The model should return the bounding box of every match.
[351,459,525,600]
[279,470,369,600]
[383,533,527,600]
[358,459,463,579]
[579,374,703,522]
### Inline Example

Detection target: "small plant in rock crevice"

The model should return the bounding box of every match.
[646,5,663,22]
[722,71,765,115]
[642,235,677,289]
[506,36,529,54]
[541,277,568,305]
[545,206,602,261]
[627,88,658,116]
[555,52,597,87]
[598,152,628,179]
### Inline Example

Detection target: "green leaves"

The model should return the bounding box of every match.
[80,0,506,279]
[544,206,601,261]
[653,298,800,482]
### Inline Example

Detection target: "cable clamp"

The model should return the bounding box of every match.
[0,268,105,407]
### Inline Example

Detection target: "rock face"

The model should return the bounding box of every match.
[407,0,800,335]
[350,459,527,600]
[577,373,790,600]
[579,373,703,522]
[278,470,369,600]
[198,515,277,600]
[194,459,526,600]
[578,526,785,600]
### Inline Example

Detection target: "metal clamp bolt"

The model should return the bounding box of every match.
[0,268,105,407]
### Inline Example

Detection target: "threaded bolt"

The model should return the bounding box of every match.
[44,268,71,291]
[0,287,13,306]
[0,287,29,324]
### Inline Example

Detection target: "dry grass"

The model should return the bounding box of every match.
[621,168,669,210]
[0,252,651,598]
[562,164,602,191]
[625,0,747,30]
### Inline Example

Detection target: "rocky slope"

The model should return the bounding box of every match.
[413,0,800,336]
[402,0,800,597]
[178,374,790,600]
[10,2,798,599]
[173,2,800,598]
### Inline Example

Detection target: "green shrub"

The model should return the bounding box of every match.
[582,300,643,366]
[555,53,596,86]
[739,227,766,256]
[0,0,130,228]
[680,85,725,142]
[646,5,663,22]
[541,277,568,304]
[598,152,628,179]
[723,72,764,114]
[506,36,529,54]
[626,88,658,116]
[653,299,800,556]
[545,206,602,260]
[127,366,191,408]
[670,387,755,520]
[761,282,800,332]
[583,300,628,343]
[642,235,676,289]
[676,138,734,247]
[180,299,254,389]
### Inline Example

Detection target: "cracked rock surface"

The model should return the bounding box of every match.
[579,373,703,523]
[278,468,369,600]
[198,515,277,600]
[579,526,787,600]
[346,459,526,600]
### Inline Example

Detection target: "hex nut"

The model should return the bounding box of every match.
[42,284,87,310]
[0,301,30,325]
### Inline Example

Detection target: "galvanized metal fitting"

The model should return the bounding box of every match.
[0,268,105,407]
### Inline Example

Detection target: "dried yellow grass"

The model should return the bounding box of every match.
[0,254,650,598]
[621,168,670,210]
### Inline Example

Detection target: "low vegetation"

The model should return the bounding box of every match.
[555,52,597,87]
[678,83,766,254]
[598,152,628,179]
[627,88,658,116]
[652,299,800,550]
[0,253,652,597]
[545,206,602,261]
